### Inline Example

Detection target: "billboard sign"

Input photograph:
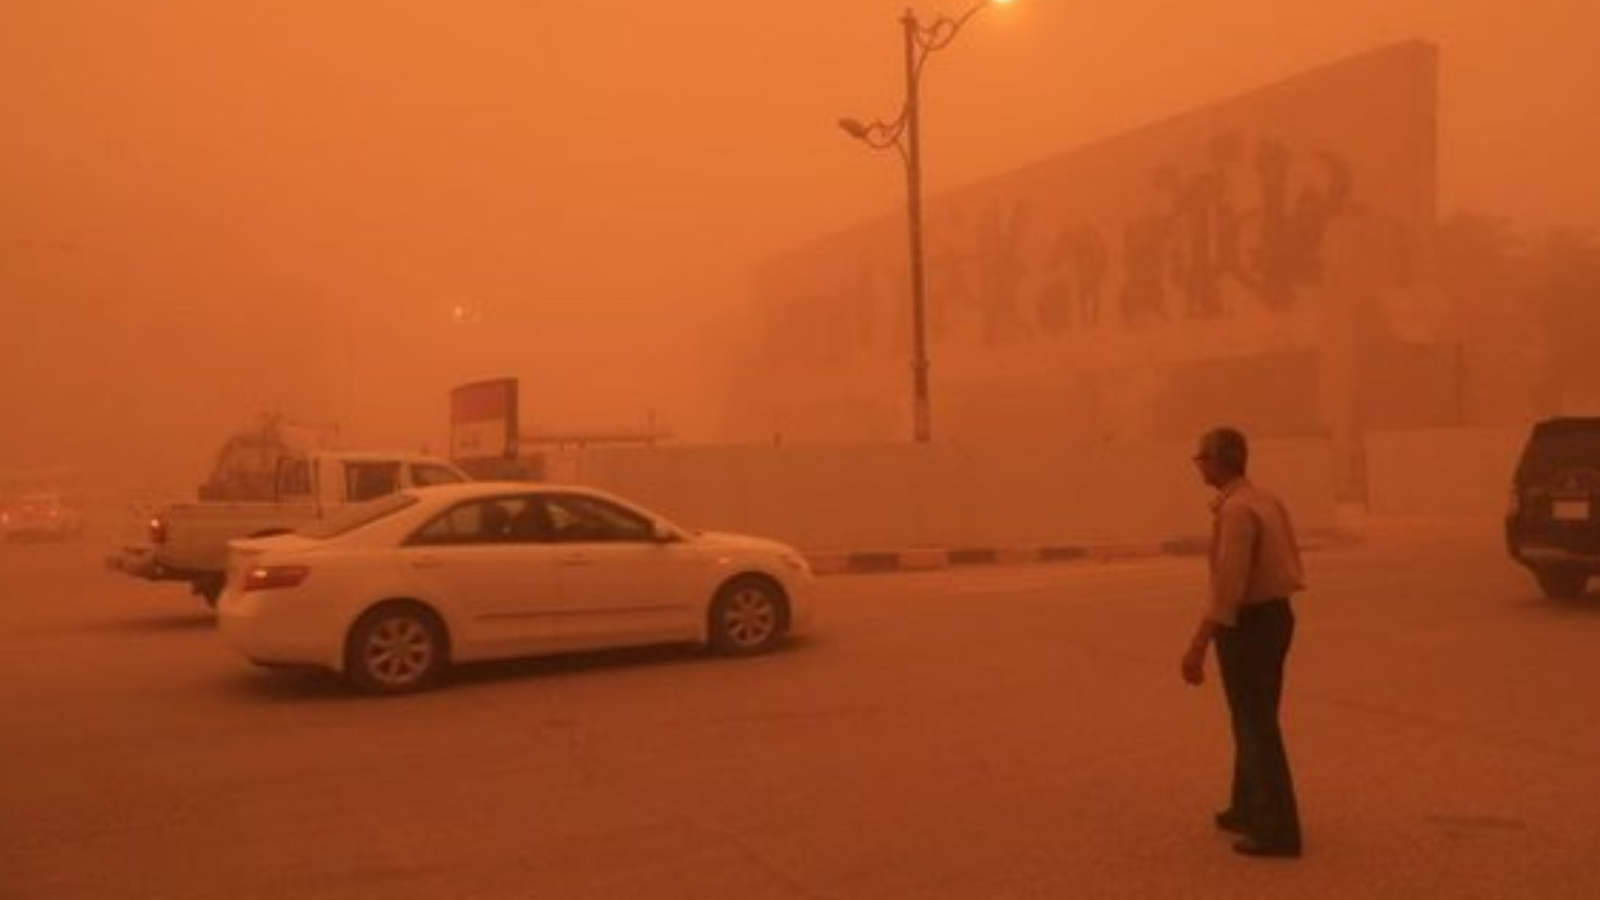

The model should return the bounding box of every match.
[449,378,519,461]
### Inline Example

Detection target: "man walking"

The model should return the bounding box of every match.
[1181,426,1305,858]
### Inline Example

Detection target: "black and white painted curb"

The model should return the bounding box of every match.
[802,530,1353,576]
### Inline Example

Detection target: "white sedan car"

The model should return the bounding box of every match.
[216,481,816,694]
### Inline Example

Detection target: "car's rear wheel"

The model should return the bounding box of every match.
[345,603,448,694]
[707,577,787,655]
[1535,567,1589,599]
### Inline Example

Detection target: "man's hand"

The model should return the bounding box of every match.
[1182,618,1219,686]
[1181,644,1207,685]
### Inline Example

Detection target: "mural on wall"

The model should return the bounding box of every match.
[777,130,1368,374]
[1039,223,1109,331]
[755,39,1439,432]
[936,132,1359,350]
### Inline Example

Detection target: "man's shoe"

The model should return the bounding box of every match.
[1232,836,1302,858]
[1213,809,1250,834]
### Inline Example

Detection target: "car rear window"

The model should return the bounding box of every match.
[298,492,419,539]
[1516,420,1600,485]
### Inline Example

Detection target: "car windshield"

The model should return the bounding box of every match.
[297,492,419,539]
[1517,422,1600,486]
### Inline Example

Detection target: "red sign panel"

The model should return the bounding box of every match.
[449,378,519,460]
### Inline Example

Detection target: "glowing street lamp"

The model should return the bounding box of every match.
[839,0,1014,444]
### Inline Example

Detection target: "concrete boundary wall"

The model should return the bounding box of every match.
[1365,426,1526,517]
[540,438,1335,553]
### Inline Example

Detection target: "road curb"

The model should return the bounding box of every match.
[803,542,1166,575]
[802,528,1353,575]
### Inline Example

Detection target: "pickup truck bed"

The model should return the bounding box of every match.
[108,451,470,605]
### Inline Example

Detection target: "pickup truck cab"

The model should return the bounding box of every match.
[109,451,470,605]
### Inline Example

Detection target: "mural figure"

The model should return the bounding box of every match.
[1120,167,1183,325]
[1245,141,1351,310]
[1037,224,1108,332]
[1174,169,1227,318]
[1251,139,1298,310]
[918,204,994,346]
[798,132,1365,367]
[1167,134,1254,319]
[925,222,972,344]
[1289,150,1352,282]
[972,202,1031,344]
[1209,135,1254,305]
[1072,225,1111,326]
[1134,135,1356,319]
[1036,235,1075,334]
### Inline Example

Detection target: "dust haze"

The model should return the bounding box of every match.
[2,0,1596,496]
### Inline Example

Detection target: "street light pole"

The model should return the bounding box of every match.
[840,0,1010,444]
[900,9,932,445]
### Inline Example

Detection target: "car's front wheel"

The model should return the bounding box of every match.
[707,577,787,655]
[1535,567,1589,599]
[345,602,448,694]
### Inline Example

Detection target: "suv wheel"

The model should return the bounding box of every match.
[1534,567,1589,599]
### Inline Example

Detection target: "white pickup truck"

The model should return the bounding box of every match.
[109,451,471,605]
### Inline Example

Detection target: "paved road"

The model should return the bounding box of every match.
[3,517,1597,900]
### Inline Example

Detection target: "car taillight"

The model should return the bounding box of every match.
[242,565,311,592]
[149,517,168,544]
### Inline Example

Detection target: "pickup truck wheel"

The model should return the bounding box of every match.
[345,603,448,695]
[1535,568,1589,599]
[194,575,225,608]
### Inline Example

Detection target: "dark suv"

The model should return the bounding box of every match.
[1505,416,1600,598]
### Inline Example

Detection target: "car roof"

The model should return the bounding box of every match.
[403,480,614,501]
[312,451,462,464]
[1516,417,1600,484]
[400,480,677,524]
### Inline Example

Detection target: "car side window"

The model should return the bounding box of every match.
[277,459,312,498]
[347,462,402,502]
[408,499,517,546]
[504,497,554,543]
[543,494,653,543]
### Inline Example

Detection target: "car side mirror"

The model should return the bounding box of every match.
[652,521,681,543]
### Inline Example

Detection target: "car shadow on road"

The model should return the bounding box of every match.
[449,636,817,691]
[450,642,711,689]
[1521,592,1600,618]
[220,637,817,702]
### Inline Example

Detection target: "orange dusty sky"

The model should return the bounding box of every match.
[1,0,1596,485]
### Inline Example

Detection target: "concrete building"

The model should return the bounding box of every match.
[736,41,1502,501]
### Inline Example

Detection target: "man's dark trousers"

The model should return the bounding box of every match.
[1215,599,1302,847]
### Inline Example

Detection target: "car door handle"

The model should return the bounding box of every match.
[559,552,591,566]
[410,557,444,570]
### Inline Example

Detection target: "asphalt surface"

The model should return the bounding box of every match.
[3,514,1598,900]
